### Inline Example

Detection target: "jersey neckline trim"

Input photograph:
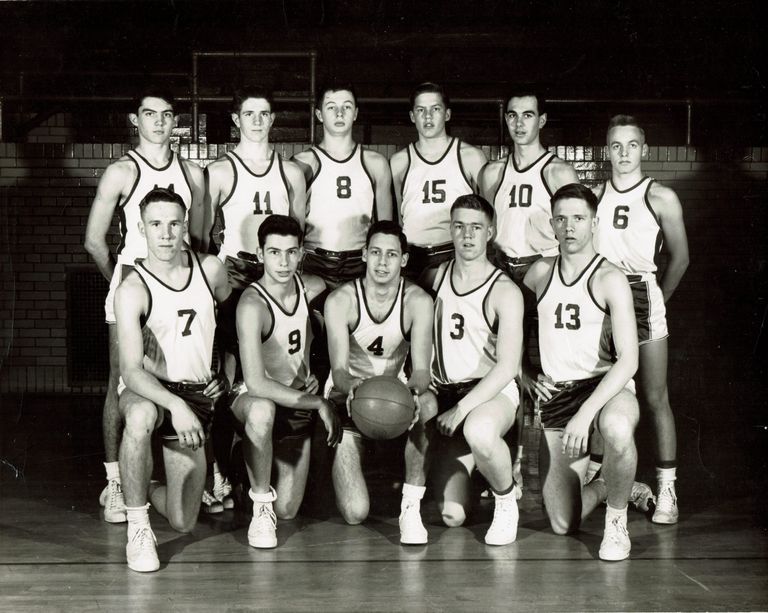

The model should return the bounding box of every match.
[129,149,175,172]
[359,277,403,325]
[136,250,194,293]
[315,143,359,164]
[254,275,302,317]
[448,260,502,297]
[608,175,650,195]
[511,149,550,174]
[411,137,456,166]
[229,149,276,179]
[556,253,603,288]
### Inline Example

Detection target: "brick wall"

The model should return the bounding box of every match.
[1,142,766,396]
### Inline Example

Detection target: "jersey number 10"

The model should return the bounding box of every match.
[509,184,533,208]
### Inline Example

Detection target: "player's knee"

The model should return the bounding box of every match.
[641,386,670,413]
[243,398,276,439]
[548,513,577,536]
[123,400,157,436]
[168,512,197,534]
[417,392,438,423]
[274,498,300,521]
[463,419,496,460]
[339,501,369,525]
[440,501,467,527]
[601,414,636,451]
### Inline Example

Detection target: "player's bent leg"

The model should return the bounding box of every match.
[101,324,127,522]
[331,433,369,525]
[230,395,277,493]
[273,435,312,520]
[540,428,590,535]
[597,390,639,510]
[152,441,207,533]
[431,435,474,528]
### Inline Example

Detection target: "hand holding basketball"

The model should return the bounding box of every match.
[350,375,416,440]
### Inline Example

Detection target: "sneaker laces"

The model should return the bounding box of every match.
[489,497,518,532]
[656,482,677,513]
[129,525,157,551]
[106,480,124,510]
[252,503,277,533]
[213,476,233,502]
[202,490,219,506]
[604,516,629,544]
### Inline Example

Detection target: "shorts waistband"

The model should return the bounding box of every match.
[236,251,260,263]
[433,379,480,395]
[551,376,603,391]
[310,247,363,259]
[501,253,542,266]
[163,380,209,393]
[409,242,454,257]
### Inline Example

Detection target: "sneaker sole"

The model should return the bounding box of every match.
[599,549,630,561]
[400,534,428,545]
[248,538,277,549]
[127,560,160,572]
[104,511,127,523]
[651,514,678,525]
[484,532,518,546]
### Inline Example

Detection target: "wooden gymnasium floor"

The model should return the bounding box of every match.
[1,394,766,612]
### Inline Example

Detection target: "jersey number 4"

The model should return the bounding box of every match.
[422,179,447,204]
[177,309,197,337]
[554,303,581,330]
[367,335,384,356]
[253,191,273,215]
[509,184,533,208]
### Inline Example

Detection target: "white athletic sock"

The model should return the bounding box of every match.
[605,503,628,523]
[401,484,426,507]
[105,461,120,482]
[249,488,276,504]
[493,488,517,501]
[126,503,151,532]
[656,467,677,484]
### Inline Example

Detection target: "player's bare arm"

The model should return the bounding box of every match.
[324,283,360,395]
[454,277,523,418]
[389,148,409,220]
[459,142,489,191]
[115,274,204,449]
[478,158,505,204]
[283,159,308,230]
[300,272,327,304]
[560,264,639,457]
[363,149,394,221]
[648,182,690,302]
[291,149,320,186]
[202,158,234,252]
[182,159,206,252]
[543,157,580,193]
[84,158,136,281]
[236,287,326,411]
[402,283,434,394]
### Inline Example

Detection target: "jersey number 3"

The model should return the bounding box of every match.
[449,313,465,339]
[554,303,580,330]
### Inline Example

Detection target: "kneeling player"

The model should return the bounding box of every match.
[427,194,524,546]
[324,221,435,544]
[229,215,341,548]
[524,183,643,561]
[115,188,231,572]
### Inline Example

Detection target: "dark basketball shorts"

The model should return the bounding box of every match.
[302,248,364,288]
[494,251,542,286]
[224,253,264,291]
[405,242,455,284]
[431,379,519,439]
[229,381,316,443]
[155,380,215,441]
[627,274,668,344]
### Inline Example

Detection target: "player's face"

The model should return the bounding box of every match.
[506,96,546,147]
[259,234,302,283]
[363,233,407,285]
[139,200,187,261]
[450,207,493,261]
[233,98,275,143]
[316,90,358,136]
[550,197,596,255]
[131,97,177,146]
[410,92,451,139]
[608,125,648,175]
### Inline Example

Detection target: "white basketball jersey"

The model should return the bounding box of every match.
[134,251,216,383]
[348,278,409,379]
[537,255,613,382]
[216,150,291,260]
[118,150,193,264]
[400,138,473,247]
[493,151,559,258]
[593,177,661,275]
[303,145,375,252]
[431,262,504,385]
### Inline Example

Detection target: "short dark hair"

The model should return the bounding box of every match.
[409,82,450,109]
[607,114,646,141]
[257,214,303,248]
[550,183,598,215]
[365,220,408,253]
[315,82,357,110]
[133,87,176,114]
[450,194,494,224]
[505,92,545,115]
[232,87,275,114]
[139,187,186,218]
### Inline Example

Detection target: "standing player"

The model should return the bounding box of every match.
[390,83,487,286]
[428,195,523,546]
[229,215,340,549]
[593,115,689,524]
[293,83,393,288]
[480,93,578,284]
[524,183,641,561]
[84,89,205,523]
[114,188,230,572]
[324,221,435,544]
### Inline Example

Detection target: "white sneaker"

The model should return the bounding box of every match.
[484,495,519,546]
[248,501,277,548]
[599,515,631,561]
[100,479,127,523]
[126,525,160,572]
[201,489,224,514]
[213,475,234,510]
[399,500,428,545]
[629,481,654,512]
[652,481,679,524]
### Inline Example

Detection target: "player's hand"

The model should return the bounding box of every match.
[436,406,466,437]
[305,374,320,396]
[406,370,430,396]
[561,411,591,458]
[512,459,524,500]
[171,401,205,450]
[203,372,230,401]
[532,373,558,403]
[407,394,421,431]
[319,400,342,447]
[345,378,364,417]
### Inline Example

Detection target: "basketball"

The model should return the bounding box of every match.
[350,375,416,440]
